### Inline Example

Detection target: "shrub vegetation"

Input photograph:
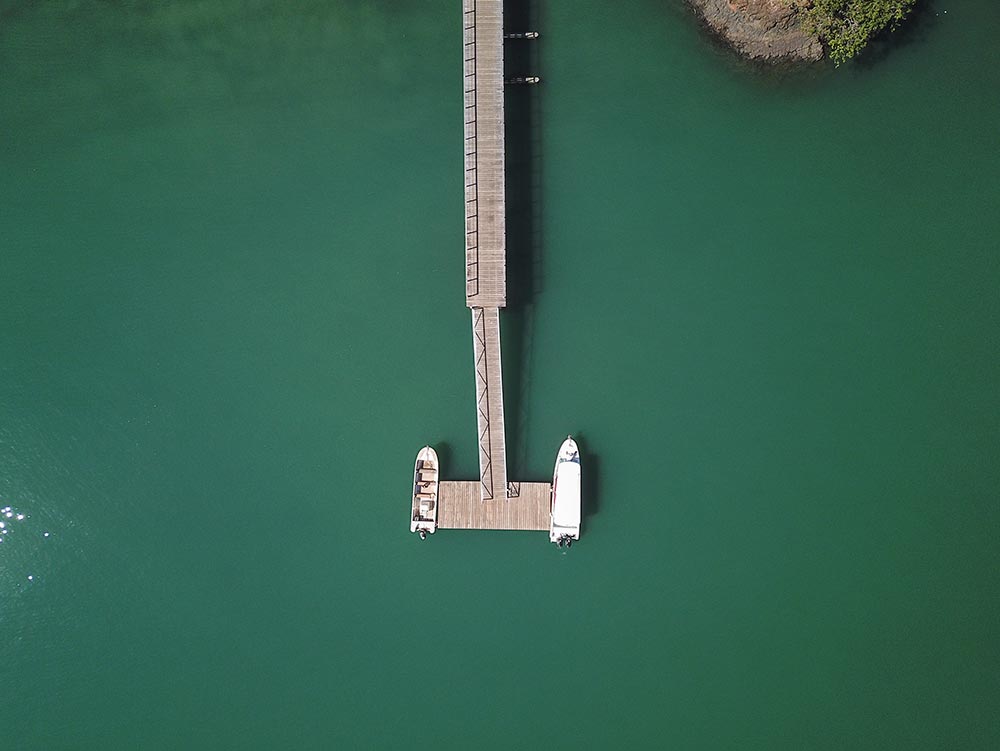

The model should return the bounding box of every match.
[800,0,918,64]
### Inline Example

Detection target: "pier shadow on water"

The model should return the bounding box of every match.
[501,0,544,484]
[501,1,600,522]
[433,441,453,478]
[500,1,599,523]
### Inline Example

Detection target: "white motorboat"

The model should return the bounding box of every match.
[550,436,581,547]
[410,446,439,539]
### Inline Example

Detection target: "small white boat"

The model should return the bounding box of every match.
[411,446,439,539]
[550,436,581,547]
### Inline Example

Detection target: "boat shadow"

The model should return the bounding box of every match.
[578,437,600,520]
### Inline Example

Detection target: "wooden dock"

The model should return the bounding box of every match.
[464,0,506,309]
[439,481,550,530]
[411,0,554,537]
[472,307,506,500]
[465,0,509,502]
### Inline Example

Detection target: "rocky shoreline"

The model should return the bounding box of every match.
[688,0,823,63]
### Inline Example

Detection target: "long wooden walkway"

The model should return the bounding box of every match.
[464,0,506,308]
[464,0,508,501]
[472,307,507,500]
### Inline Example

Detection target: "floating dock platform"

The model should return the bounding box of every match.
[438,482,551,531]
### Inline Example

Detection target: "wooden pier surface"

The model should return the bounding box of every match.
[464,0,509,503]
[464,0,506,308]
[472,307,506,500]
[412,0,522,526]
[438,481,551,531]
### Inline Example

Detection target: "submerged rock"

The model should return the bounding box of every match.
[688,0,823,62]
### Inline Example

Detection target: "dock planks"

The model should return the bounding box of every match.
[472,307,507,500]
[464,0,506,308]
[463,0,509,502]
[438,481,551,531]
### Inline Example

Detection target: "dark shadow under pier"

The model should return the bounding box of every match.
[501,0,544,483]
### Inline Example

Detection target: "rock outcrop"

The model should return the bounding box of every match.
[688,0,823,62]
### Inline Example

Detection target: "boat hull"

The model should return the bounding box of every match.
[411,446,439,537]
[550,437,581,545]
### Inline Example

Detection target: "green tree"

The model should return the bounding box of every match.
[801,0,917,64]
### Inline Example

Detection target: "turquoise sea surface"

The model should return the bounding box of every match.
[2,1,998,748]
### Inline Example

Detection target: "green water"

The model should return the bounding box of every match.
[2,1,998,748]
